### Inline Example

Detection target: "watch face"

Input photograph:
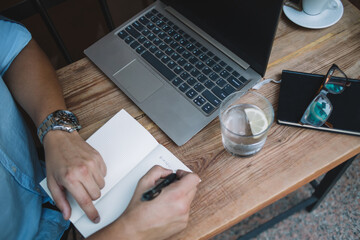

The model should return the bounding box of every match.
[54,110,79,125]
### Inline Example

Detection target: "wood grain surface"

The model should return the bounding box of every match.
[56,1,360,239]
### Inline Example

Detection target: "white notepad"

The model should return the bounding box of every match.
[40,109,191,237]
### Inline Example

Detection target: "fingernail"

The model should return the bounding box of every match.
[94,216,100,224]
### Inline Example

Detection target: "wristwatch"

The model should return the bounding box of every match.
[37,110,82,144]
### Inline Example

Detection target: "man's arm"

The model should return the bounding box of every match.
[3,39,107,223]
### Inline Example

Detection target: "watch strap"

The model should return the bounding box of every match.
[37,110,81,144]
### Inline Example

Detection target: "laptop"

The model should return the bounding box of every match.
[84,0,284,146]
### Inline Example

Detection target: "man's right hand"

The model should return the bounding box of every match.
[88,165,200,240]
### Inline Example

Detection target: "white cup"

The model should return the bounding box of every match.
[302,0,341,15]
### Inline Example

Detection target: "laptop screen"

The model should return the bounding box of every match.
[162,0,284,77]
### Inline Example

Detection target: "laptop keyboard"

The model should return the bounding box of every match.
[117,8,249,115]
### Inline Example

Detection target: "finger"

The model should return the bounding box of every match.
[139,165,173,190]
[47,178,71,220]
[172,171,200,192]
[92,170,106,190]
[65,182,100,223]
[81,174,102,201]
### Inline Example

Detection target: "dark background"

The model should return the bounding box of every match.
[1,0,359,70]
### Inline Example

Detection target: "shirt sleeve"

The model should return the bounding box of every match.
[0,17,32,76]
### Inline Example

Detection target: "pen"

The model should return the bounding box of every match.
[141,173,177,201]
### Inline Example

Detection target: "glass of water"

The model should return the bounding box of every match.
[219,91,274,157]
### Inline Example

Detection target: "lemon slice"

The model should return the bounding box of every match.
[244,108,268,135]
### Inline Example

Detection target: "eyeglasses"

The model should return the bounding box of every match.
[300,64,351,128]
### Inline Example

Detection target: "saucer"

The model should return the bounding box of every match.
[283,3,344,29]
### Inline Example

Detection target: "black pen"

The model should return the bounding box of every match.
[141,173,177,201]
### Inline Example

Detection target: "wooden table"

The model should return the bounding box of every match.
[56,1,360,239]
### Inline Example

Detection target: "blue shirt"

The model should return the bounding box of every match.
[0,17,70,239]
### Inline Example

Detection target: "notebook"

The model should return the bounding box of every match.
[84,0,284,146]
[40,109,191,237]
[277,70,360,136]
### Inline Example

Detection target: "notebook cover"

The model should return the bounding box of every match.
[277,70,360,136]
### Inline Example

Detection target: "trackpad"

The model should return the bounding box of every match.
[113,59,163,102]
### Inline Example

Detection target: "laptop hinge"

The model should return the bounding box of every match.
[165,6,250,70]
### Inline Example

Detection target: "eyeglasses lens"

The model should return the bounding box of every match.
[300,93,333,127]
[324,67,347,94]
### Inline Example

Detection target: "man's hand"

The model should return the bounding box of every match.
[44,130,107,223]
[89,165,200,240]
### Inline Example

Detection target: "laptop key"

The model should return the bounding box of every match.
[159,42,167,50]
[183,51,191,59]
[206,59,216,67]
[213,56,220,62]
[239,76,249,83]
[223,84,236,95]
[118,30,128,39]
[139,16,149,25]
[158,32,166,39]
[124,36,134,44]
[199,54,208,61]
[202,67,212,75]
[147,23,155,30]
[216,78,227,87]
[153,27,161,35]
[184,63,193,71]
[192,49,202,56]
[142,29,150,36]
[136,46,146,54]
[148,33,156,41]
[220,70,230,78]
[143,40,152,48]
[225,65,233,72]
[197,74,207,83]
[194,83,205,92]
[232,70,240,77]
[202,103,215,114]
[194,96,206,106]
[161,55,170,64]
[174,66,183,74]
[130,41,140,49]
[153,38,161,45]
[204,80,215,89]
[189,56,198,64]
[179,83,190,92]
[190,69,201,77]
[125,26,140,38]
[142,51,176,81]
[227,75,243,88]
[213,64,222,73]
[155,50,164,58]
[187,77,196,86]
[138,36,146,43]
[209,72,219,81]
[167,61,176,69]
[177,58,186,66]
[185,89,197,99]
[212,86,228,100]
[202,90,221,107]
[149,45,158,53]
[172,77,183,86]
[171,53,180,61]
[180,72,190,80]
[132,21,144,31]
